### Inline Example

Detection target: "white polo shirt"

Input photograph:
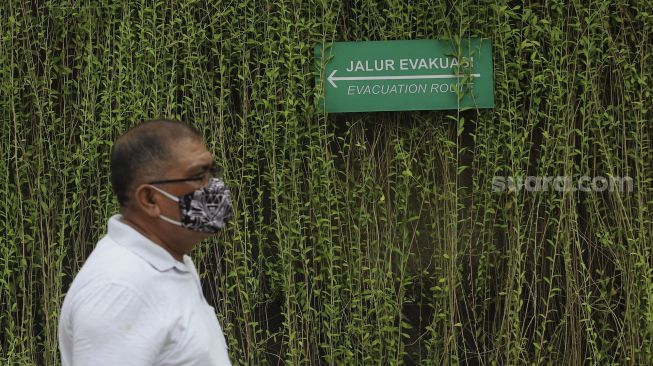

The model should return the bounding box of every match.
[58,214,232,366]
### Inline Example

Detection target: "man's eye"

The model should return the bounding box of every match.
[191,171,206,179]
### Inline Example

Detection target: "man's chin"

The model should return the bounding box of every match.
[187,229,216,240]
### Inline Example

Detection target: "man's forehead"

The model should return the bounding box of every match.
[169,138,213,170]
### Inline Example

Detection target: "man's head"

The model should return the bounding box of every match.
[110,119,204,206]
[110,119,226,259]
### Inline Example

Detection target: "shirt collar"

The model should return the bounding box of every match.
[106,214,191,273]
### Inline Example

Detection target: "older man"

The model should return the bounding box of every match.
[58,119,233,365]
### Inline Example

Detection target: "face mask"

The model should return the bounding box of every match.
[150,178,233,233]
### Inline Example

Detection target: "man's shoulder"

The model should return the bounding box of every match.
[65,235,168,302]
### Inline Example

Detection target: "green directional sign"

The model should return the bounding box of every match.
[315,39,494,113]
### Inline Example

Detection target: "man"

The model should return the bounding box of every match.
[58,119,233,366]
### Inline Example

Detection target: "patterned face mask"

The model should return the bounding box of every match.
[150,178,233,233]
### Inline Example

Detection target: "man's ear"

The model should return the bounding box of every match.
[133,184,161,218]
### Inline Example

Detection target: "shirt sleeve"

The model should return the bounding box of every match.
[69,282,166,366]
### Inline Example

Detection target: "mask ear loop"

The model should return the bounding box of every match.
[149,185,183,227]
[159,214,183,227]
[149,185,180,202]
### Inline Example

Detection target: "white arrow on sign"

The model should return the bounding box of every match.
[327,69,481,88]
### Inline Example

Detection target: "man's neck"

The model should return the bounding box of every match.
[119,212,185,262]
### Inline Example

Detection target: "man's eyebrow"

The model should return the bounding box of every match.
[186,160,214,173]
